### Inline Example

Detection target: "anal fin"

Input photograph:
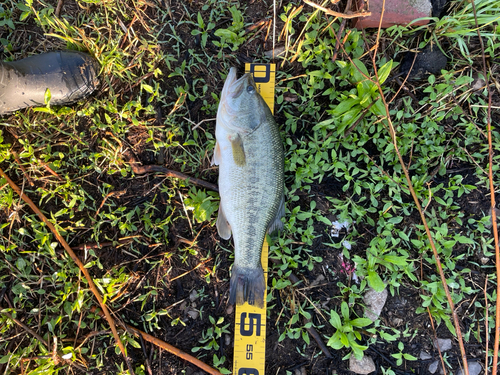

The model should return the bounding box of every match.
[267,194,285,234]
[211,141,221,166]
[216,203,232,240]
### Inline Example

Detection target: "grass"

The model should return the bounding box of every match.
[0,0,499,374]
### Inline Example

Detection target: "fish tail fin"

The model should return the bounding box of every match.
[229,265,265,308]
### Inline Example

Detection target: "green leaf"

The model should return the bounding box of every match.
[378,60,393,84]
[367,270,385,292]
[332,98,360,115]
[341,301,350,320]
[383,255,408,266]
[350,318,372,328]
[329,310,342,330]
[44,88,51,105]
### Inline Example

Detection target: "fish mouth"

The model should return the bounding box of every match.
[222,67,251,99]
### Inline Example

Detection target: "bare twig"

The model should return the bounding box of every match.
[484,276,489,375]
[303,0,371,19]
[470,1,497,373]
[125,151,218,192]
[0,168,135,375]
[11,150,34,187]
[331,0,352,63]
[0,310,86,372]
[55,0,63,17]
[369,1,469,373]
[90,307,222,375]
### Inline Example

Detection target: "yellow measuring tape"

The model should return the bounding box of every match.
[233,63,276,375]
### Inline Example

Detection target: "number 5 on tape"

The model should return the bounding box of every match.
[233,63,276,375]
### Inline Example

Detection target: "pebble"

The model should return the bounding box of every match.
[456,362,482,375]
[189,289,199,302]
[310,274,325,287]
[419,351,432,360]
[429,360,439,374]
[349,355,376,374]
[391,317,403,327]
[226,304,234,315]
[433,338,452,352]
[264,46,286,58]
[225,333,231,346]
[363,286,388,322]
[187,310,199,320]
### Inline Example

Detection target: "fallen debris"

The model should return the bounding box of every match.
[349,354,376,374]
[400,44,447,80]
[434,338,452,352]
[354,0,432,29]
[363,286,388,322]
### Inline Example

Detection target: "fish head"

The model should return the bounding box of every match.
[217,67,266,134]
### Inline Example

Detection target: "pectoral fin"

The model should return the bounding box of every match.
[216,203,232,240]
[229,134,246,166]
[267,194,285,234]
[211,141,221,166]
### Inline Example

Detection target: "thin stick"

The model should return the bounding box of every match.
[484,276,489,375]
[0,168,135,375]
[0,310,86,372]
[470,0,497,372]
[90,307,222,375]
[55,0,64,17]
[370,0,469,373]
[169,257,212,282]
[125,151,218,192]
[303,0,371,19]
[11,150,34,187]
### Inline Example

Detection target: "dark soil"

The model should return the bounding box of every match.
[0,0,497,374]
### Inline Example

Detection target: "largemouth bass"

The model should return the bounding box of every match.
[212,67,284,307]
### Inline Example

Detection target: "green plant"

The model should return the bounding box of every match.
[192,315,230,353]
[213,5,246,51]
[391,342,417,366]
[327,301,372,359]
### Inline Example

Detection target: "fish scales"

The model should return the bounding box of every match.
[213,67,284,307]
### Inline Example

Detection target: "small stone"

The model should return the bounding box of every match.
[310,274,326,287]
[434,338,452,352]
[264,46,286,58]
[187,310,199,320]
[189,289,199,302]
[420,351,432,360]
[226,304,234,315]
[391,317,403,327]
[225,333,231,346]
[349,355,376,375]
[456,362,482,375]
[363,286,388,322]
[429,360,439,374]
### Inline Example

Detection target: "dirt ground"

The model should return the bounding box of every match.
[1,0,498,374]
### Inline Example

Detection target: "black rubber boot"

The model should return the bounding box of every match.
[0,50,100,115]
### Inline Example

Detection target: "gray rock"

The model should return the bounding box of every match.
[349,355,376,375]
[420,351,432,360]
[364,287,388,322]
[434,338,452,352]
[456,362,482,375]
[429,360,439,374]
[189,289,199,302]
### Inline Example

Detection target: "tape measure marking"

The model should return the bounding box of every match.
[232,63,276,375]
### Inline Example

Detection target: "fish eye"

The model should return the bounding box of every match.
[246,85,255,93]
